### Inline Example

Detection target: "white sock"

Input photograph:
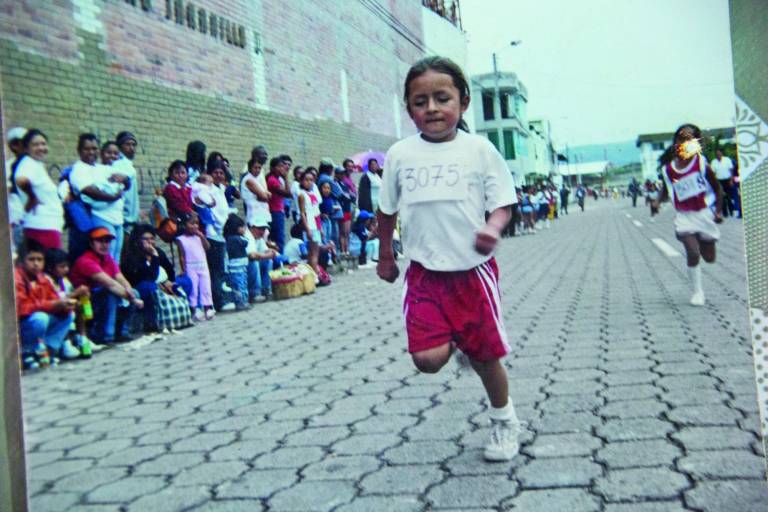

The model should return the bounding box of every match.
[489,398,519,423]
[688,265,703,294]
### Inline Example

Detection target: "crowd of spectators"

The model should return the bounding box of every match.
[6,127,384,370]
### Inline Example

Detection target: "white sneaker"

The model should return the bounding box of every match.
[690,290,705,307]
[193,308,205,322]
[221,283,233,293]
[484,418,521,462]
[205,308,216,320]
[59,339,81,360]
[220,302,236,312]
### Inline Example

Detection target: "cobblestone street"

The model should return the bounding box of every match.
[21,200,768,511]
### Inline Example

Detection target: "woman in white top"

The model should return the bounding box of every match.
[11,129,64,250]
[240,158,272,227]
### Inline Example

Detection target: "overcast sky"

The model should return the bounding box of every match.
[460,0,735,148]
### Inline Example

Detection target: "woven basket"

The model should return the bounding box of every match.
[272,275,304,300]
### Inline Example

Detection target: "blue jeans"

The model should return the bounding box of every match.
[91,216,124,263]
[89,287,138,343]
[68,226,90,263]
[248,258,273,298]
[19,312,73,356]
[227,269,248,307]
[270,211,286,253]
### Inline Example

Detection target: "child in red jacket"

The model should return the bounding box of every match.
[15,240,76,369]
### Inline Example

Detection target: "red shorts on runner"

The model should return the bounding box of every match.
[403,258,510,361]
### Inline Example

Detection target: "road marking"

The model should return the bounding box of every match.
[633,220,643,228]
[652,238,682,258]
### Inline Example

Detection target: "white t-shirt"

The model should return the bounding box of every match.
[379,131,516,271]
[113,156,139,223]
[6,157,24,225]
[69,161,125,226]
[13,156,64,231]
[240,173,271,227]
[208,184,229,241]
[711,156,734,181]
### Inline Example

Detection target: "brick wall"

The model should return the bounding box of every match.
[0,0,437,212]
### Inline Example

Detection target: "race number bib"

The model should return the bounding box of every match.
[399,163,468,205]
[672,172,707,202]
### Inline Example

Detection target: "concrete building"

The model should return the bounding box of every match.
[559,161,612,187]
[470,71,530,185]
[636,127,735,180]
[529,119,557,180]
[0,0,467,205]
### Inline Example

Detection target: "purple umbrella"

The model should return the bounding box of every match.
[350,151,386,172]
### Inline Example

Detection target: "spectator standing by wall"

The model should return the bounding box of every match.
[266,157,292,252]
[711,148,735,217]
[10,129,64,250]
[114,131,139,238]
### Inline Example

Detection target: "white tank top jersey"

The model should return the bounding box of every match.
[379,131,516,272]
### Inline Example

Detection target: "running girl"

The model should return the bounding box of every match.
[656,123,723,306]
[377,56,521,462]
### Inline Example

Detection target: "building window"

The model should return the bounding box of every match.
[487,131,500,151]
[500,91,512,119]
[503,130,516,160]
[482,90,495,121]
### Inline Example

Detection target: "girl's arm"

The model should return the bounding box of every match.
[16,178,39,212]
[704,164,724,221]
[176,240,187,274]
[197,230,211,251]
[246,179,272,201]
[298,194,312,237]
[376,210,399,283]
[475,206,512,255]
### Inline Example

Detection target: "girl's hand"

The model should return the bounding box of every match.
[25,196,39,212]
[377,258,399,283]
[474,225,500,255]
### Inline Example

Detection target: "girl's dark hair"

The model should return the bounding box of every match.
[269,156,282,170]
[18,239,45,261]
[206,151,224,173]
[101,140,118,152]
[77,133,99,151]
[367,158,379,167]
[166,159,186,182]
[251,145,268,165]
[185,140,206,171]
[20,128,47,149]
[123,224,156,270]
[223,214,245,236]
[658,123,703,167]
[300,168,316,183]
[293,165,304,176]
[10,128,48,193]
[404,56,470,132]
[342,158,354,167]
[178,212,199,229]
[318,162,334,175]
[44,248,69,274]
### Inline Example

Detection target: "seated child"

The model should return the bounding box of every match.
[45,248,97,357]
[14,240,77,369]
[224,214,250,310]
[283,223,308,264]
[245,221,276,301]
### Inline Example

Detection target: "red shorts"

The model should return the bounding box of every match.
[343,212,352,222]
[23,229,62,250]
[403,258,510,361]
